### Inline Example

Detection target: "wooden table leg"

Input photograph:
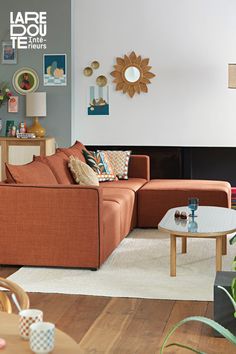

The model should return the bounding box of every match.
[216,237,222,272]
[182,237,187,253]
[222,235,227,255]
[170,234,177,276]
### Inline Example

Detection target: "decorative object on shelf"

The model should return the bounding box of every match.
[110,51,155,97]
[96,75,107,87]
[88,85,109,115]
[43,54,67,86]
[228,64,236,88]
[8,96,18,113]
[26,92,47,137]
[0,83,13,108]
[83,66,93,76]
[91,60,100,70]
[12,68,39,95]
[5,120,15,136]
[1,41,17,64]
[16,132,36,139]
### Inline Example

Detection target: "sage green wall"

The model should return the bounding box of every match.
[0,0,71,146]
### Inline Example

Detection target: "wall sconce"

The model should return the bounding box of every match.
[228,64,236,88]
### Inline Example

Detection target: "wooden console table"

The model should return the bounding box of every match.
[0,136,55,181]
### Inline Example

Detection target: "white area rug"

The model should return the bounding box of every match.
[7,229,235,301]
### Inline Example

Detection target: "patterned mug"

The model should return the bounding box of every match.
[29,322,55,354]
[19,309,43,340]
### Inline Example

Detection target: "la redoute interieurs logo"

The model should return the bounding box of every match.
[10,11,47,49]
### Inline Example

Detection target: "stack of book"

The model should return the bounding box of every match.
[231,188,236,210]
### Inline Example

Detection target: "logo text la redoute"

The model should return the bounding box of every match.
[10,12,47,49]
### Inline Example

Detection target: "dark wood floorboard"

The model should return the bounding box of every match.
[1,266,235,354]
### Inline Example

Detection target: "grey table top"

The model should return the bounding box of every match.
[158,206,236,237]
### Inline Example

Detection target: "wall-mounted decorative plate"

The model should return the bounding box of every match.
[91,61,100,69]
[96,75,107,87]
[83,67,93,76]
[12,67,39,95]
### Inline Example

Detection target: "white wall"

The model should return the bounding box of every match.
[72,0,236,146]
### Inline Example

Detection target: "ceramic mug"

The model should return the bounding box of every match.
[19,309,43,340]
[29,322,55,354]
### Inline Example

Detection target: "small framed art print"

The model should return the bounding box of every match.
[2,42,17,64]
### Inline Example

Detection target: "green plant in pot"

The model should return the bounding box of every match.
[160,235,236,353]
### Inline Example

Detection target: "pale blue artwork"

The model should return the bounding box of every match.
[88,86,109,115]
[43,54,67,86]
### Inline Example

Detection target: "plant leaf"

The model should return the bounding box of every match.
[159,316,236,354]
[229,234,236,245]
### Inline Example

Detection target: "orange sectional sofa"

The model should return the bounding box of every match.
[0,141,231,269]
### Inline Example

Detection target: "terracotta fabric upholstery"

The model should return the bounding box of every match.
[103,188,135,238]
[0,184,102,268]
[35,151,74,184]
[58,141,87,163]
[101,201,121,264]
[100,178,147,192]
[5,161,58,185]
[128,155,150,180]
[138,179,232,227]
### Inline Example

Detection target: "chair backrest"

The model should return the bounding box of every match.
[0,277,30,313]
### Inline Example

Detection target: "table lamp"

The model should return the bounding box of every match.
[26,92,46,137]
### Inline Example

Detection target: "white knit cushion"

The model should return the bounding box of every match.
[68,156,99,186]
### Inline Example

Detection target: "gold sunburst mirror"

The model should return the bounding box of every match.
[110,51,155,98]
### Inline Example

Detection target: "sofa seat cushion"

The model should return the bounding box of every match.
[103,188,135,238]
[101,200,121,264]
[57,141,87,163]
[138,179,232,227]
[35,151,74,184]
[6,161,58,185]
[100,178,147,192]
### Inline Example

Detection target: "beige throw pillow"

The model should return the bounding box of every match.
[68,156,99,186]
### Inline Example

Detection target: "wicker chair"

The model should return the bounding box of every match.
[0,277,30,313]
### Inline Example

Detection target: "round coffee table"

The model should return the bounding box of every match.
[158,206,236,277]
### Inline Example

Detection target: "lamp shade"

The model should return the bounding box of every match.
[26,92,47,117]
[228,64,236,88]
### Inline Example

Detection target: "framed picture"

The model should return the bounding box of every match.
[2,41,17,64]
[12,67,39,95]
[88,85,109,115]
[43,54,67,86]
[8,96,19,113]
[5,120,15,136]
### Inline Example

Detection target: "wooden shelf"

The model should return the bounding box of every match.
[0,136,56,180]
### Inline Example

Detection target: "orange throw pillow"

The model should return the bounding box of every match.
[5,161,58,184]
[34,151,74,184]
[57,141,87,163]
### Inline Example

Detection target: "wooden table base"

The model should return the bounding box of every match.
[170,234,226,277]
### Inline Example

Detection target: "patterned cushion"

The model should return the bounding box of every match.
[82,150,116,182]
[99,150,131,180]
[68,156,99,186]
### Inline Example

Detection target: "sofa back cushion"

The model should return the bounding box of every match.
[57,141,87,163]
[34,151,74,184]
[6,161,58,184]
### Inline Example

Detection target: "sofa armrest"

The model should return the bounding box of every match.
[0,184,103,268]
[128,155,150,180]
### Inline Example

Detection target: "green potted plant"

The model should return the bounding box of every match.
[160,235,236,353]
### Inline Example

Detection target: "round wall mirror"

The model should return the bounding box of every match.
[124,66,140,83]
[111,51,155,98]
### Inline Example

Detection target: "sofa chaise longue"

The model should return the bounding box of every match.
[0,141,231,269]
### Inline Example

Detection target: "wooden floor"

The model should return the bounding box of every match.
[1,266,234,354]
